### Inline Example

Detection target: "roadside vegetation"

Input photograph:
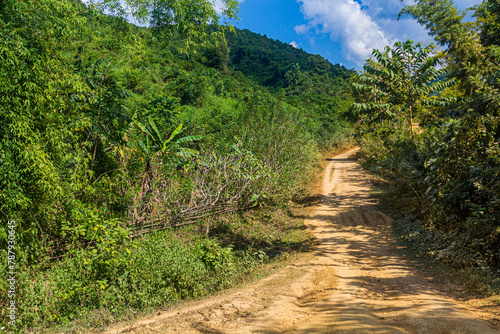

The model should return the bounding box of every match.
[0,0,353,331]
[353,0,500,295]
[6,0,498,330]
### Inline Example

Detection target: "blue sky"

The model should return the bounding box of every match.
[227,0,482,69]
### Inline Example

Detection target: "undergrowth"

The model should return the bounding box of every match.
[17,207,312,333]
[359,133,500,299]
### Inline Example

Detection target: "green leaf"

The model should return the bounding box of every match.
[164,124,183,150]
[147,116,163,143]
[176,135,202,144]
[175,148,199,158]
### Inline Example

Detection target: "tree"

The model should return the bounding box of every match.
[0,0,90,247]
[201,35,230,71]
[306,55,330,75]
[357,0,500,274]
[352,40,454,143]
[284,63,309,94]
[399,0,467,47]
[85,0,239,52]
[402,0,500,116]
[476,0,500,47]
[135,117,202,180]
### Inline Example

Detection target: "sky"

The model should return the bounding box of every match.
[227,0,482,69]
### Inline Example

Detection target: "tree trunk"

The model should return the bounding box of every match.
[410,105,415,144]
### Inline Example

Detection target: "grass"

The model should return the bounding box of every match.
[24,145,351,333]
[40,205,314,334]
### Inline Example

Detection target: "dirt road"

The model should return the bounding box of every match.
[105,148,500,334]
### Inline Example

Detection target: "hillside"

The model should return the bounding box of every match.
[225,28,353,88]
[2,0,500,332]
[0,0,353,331]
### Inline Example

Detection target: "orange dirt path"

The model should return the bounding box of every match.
[103,148,500,334]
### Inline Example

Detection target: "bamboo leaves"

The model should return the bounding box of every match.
[84,0,239,53]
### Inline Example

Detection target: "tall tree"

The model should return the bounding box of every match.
[85,0,239,52]
[476,0,500,47]
[399,0,467,47]
[0,0,91,249]
[401,0,500,116]
[352,40,454,143]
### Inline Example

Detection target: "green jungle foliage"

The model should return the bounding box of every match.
[355,0,500,288]
[352,40,456,143]
[0,0,352,330]
[223,28,353,89]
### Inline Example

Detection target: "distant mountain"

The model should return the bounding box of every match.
[225,28,353,89]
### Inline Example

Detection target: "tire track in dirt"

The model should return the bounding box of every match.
[103,148,500,334]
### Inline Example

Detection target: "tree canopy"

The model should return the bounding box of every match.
[352,40,454,142]
[0,1,354,330]
[356,0,500,286]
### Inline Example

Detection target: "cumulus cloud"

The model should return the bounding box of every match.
[294,24,309,34]
[295,0,394,64]
[212,0,227,15]
[295,0,432,65]
[289,41,299,48]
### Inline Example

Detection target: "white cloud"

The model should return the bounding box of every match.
[212,0,244,15]
[212,0,227,15]
[294,24,309,34]
[296,0,394,64]
[289,41,299,48]
[295,0,449,65]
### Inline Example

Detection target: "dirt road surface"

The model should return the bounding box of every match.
[104,148,500,334]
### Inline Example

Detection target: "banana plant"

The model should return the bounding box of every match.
[135,116,202,183]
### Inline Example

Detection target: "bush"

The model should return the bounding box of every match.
[358,115,500,280]
[2,229,261,330]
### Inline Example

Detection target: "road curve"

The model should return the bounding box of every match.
[104,148,500,334]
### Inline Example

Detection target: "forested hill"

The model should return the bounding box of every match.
[224,28,353,88]
[0,0,354,330]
